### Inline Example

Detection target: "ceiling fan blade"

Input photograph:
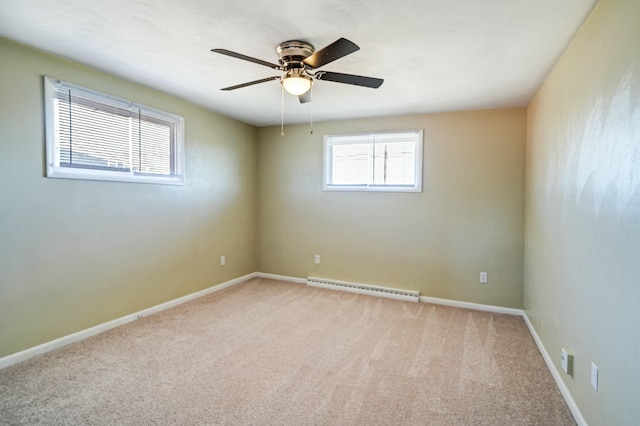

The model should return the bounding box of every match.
[298,91,312,104]
[302,38,359,69]
[211,48,281,69]
[314,71,383,88]
[221,76,281,91]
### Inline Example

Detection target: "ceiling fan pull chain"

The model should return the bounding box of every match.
[310,85,314,135]
[280,82,285,137]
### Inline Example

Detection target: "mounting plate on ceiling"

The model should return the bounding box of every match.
[276,41,315,67]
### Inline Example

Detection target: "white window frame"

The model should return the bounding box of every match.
[323,129,423,192]
[44,76,185,185]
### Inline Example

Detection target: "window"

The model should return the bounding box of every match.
[44,76,184,185]
[323,130,423,192]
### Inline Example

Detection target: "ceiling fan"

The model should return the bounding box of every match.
[211,38,384,103]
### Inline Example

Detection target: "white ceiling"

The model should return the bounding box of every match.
[0,0,597,127]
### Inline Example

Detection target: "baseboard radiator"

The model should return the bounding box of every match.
[306,276,420,302]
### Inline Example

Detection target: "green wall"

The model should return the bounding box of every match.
[257,109,526,308]
[525,0,640,423]
[0,38,259,358]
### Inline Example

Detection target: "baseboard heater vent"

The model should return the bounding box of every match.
[306,276,419,302]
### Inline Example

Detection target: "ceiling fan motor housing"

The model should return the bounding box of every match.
[276,41,315,69]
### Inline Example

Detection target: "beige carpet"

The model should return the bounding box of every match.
[0,278,574,425]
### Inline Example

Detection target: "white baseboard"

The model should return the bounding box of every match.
[521,312,586,426]
[419,295,524,316]
[255,272,307,284]
[256,273,525,315]
[0,273,256,370]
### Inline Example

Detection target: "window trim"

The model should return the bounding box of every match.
[43,76,185,185]
[323,129,423,192]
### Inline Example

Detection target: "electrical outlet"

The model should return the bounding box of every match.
[561,348,573,375]
[591,362,598,391]
[480,272,488,283]
[220,255,225,266]
[314,255,320,264]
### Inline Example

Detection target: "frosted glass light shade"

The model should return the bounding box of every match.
[282,76,312,96]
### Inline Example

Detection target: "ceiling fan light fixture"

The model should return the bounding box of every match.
[282,73,312,96]
[213,37,384,97]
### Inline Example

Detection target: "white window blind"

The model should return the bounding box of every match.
[323,130,423,192]
[44,76,184,185]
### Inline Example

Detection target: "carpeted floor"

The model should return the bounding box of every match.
[0,278,575,425]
